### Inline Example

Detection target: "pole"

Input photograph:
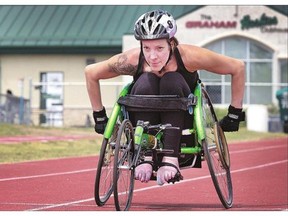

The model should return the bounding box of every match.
[18,78,24,124]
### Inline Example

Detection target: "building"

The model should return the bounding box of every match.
[0,5,287,126]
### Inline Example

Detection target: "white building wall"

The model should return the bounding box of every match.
[176,6,287,57]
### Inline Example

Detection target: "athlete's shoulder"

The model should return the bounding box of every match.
[107,47,141,76]
[121,48,140,64]
[176,44,199,54]
[175,44,202,71]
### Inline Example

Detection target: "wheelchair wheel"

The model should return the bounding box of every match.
[201,88,233,209]
[94,121,120,206]
[213,123,230,169]
[113,119,135,211]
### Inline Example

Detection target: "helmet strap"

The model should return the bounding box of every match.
[140,42,150,68]
[158,41,173,74]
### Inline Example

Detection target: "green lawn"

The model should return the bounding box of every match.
[0,123,287,164]
[0,123,102,163]
[0,139,101,163]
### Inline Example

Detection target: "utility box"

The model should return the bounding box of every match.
[276,87,288,133]
[247,105,268,132]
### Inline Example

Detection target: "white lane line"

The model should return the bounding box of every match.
[26,159,288,211]
[0,168,96,182]
[230,159,288,173]
[1,144,286,182]
[27,198,95,211]
[230,144,286,154]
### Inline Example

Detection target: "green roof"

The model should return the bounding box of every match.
[0,5,287,54]
[0,5,201,54]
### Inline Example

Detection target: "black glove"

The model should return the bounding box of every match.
[219,105,245,132]
[93,107,108,134]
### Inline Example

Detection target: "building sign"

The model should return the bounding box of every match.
[186,14,237,29]
[185,13,287,33]
[240,13,278,30]
[240,13,288,33]
[186,20,237,28]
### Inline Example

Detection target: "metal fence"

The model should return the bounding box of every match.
[0,94,30,124]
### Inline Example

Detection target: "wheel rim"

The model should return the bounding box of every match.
[213,123,230,169]
[97,142,115,203]
[202,90,233,208]
[114,120,135,211]
[204,139,233,208]
[94,123,119,205]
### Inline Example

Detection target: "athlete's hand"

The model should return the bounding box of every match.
[219,105,245,132]
[93,107,108,134]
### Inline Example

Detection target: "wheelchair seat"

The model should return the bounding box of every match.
[117,93,202,168]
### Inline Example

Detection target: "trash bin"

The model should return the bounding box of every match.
[276,87,288,133]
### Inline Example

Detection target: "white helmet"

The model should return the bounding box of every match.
[134,10,177,40]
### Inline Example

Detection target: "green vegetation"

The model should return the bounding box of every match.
[0,123,102,163]
[0,140,101,163]
[0,123,94,137]
[225,128,286,143]
[0,123,287,164]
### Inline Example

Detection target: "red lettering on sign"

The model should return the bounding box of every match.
[186,21,237,29]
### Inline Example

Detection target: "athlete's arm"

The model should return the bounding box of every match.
[85,48,140,111]
[179,44,245,108]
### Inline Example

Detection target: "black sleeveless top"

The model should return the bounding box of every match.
[133,47,199,92]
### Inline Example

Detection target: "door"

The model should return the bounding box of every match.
[39,72,64,126]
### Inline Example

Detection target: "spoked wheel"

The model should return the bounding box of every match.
[113,119,135,211]
[213,123,230,169]
[201,88,233,209]
[94,121,120,206]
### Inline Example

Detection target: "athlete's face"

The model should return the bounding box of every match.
[142,39,171,72]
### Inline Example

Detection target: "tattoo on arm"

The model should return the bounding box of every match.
[108,54,137,76]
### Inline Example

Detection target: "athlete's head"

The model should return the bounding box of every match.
[134,10,178,73]
[134,9,177,40]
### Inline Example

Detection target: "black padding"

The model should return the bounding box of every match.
[117,94,197,112]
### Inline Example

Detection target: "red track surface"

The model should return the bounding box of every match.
[0,137,287,211]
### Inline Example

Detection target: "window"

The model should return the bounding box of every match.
[280,59,288,84]
[199,36,273,105]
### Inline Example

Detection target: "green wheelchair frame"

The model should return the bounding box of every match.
[94,80,233,211]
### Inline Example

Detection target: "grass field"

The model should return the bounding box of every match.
[0,123,287,164]
[0,124,102,163]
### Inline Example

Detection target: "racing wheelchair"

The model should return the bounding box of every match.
[94,80,233,211]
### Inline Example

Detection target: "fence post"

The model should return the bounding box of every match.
[27,78,33,125]
[18,78,24,124]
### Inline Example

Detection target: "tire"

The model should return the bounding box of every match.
[94,121,120,206]
[201,88,233,209]
[113,119,135,211]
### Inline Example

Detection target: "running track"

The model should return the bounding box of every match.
[0,137,287,211]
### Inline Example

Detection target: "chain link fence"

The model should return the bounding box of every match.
[0,94,30,124]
